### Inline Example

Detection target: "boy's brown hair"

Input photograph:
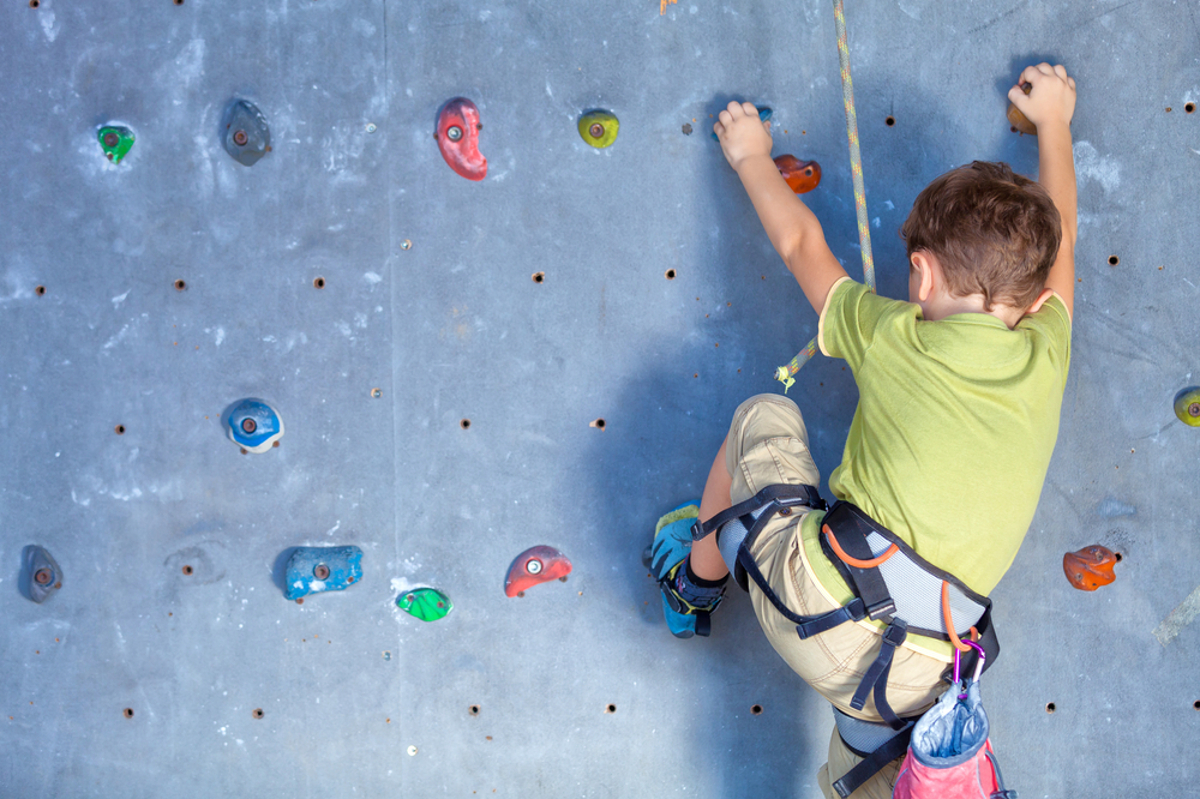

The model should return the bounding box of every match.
[901,161,1061,310]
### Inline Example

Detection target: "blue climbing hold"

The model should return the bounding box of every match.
[283,546,363,601]
[712,106,772,141]
[224,398,284,453]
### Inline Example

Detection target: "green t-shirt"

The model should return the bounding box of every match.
[801,277,1072,608]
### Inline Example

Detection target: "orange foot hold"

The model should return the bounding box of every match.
[1063,545,1119,591]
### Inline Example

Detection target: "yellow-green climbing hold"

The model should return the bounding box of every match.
[579,111,619,149]
[1174,387,1200,426]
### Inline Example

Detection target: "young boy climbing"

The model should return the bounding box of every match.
[648,63,1077,798]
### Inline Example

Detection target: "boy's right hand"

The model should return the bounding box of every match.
[1008,63,1076,130]
[714,100,773,172]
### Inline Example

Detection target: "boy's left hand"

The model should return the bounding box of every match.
[714,101,773,172]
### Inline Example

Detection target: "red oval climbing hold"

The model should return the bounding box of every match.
[504,545,572,597]
[1062,545,1118,591]
[774,155,821,194]
[436,97,487,181]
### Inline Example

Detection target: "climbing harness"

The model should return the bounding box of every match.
[776,0,877,391]
[693,491,1002,796]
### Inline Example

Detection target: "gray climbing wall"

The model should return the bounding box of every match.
[2,0,1198,796]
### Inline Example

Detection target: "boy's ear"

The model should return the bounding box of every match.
[1026,287,1054,315]
[911,251,935,303]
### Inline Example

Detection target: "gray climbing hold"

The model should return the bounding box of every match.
[222,99,271,166]
[22,545,62,604]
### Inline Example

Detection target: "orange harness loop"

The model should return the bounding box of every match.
[942,580,979,652]
[823,524,899,569]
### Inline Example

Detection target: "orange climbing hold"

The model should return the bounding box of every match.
[1007,82,1037,135]
[774,155,822,194]
[1062,545,1119,591]
[660,0,677,14]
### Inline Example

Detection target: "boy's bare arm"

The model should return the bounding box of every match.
[714,101,849,316]
[1009,64,1078,317]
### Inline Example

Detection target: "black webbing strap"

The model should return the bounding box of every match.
[832,723,913,798]
[849,618,908,729]
[692,483,826,542]
[736,544,868,637]
[819,502,896,621]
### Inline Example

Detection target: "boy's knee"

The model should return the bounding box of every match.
[729,394,807,446]
[725,394,819,503]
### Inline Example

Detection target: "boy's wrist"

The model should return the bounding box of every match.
[733,152,777,177]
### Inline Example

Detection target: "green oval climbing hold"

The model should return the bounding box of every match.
[396,587,452,622]
[98,125,135,164]
[1174,386,1200,426]
[578,110,619,149]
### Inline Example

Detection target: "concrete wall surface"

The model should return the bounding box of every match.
[1,0,1198,796]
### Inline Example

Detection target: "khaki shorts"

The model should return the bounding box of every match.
[724,394,949,799]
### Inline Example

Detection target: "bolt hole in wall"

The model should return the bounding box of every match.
[460,419,471,430]
[469,705,480,716]
[605,704,617,714]
[751,704,763,716]
[174,279,187,291]
[29,0,38,7]
[182,565,193,575]
[590,418,606,430]
[253,708,264,719]
[313,277,325,289]
[115,424,126,435]
[1108,255,1120,266]
[665,269,676,280]
[885,115,896,126]
[123,708,134,719]
[1045,702,1056,714]
[532,271,545,283]
[35,285,46,296]
[1194,700,1200,710]
[1186,102,1196,114]
[371,388,382,398]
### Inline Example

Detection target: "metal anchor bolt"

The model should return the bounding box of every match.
[525,558,543,575]
[1190,403,1200,418]
[446,125,463,142]
[233,130,249,146]
[313,564,330,580]
[103,132,119,148]
[34,568,52,585]
[589,123,605,138]
[241,418,257,434]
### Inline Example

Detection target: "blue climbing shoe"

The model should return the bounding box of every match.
[645,501,725,638]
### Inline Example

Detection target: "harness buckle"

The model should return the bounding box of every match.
[881,618,908,647]
[865,597,897,621]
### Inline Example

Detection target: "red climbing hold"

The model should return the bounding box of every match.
[436,97,487,181]
[1062,545,1119,591]
[774,155,821,194]
[504,545,572,597]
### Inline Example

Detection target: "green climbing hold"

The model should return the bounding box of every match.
[98,125,134,164]
[1174,387,1200,427]
[578,110,619,149]
[396,587,452,622]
